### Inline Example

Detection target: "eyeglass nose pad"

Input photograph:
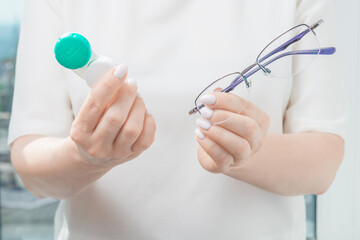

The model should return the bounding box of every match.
[259,64,272,77]
[242,75,252,93]
[248,80,252,93]
[243,75,251,88]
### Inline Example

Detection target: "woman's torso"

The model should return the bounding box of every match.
[55,0,305,239]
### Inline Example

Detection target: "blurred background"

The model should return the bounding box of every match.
[0,0,358,240]
[0,1,58,240]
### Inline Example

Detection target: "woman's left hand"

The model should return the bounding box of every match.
[195,92,270,173]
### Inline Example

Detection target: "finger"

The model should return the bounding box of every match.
[76,64,128,133]
[197,146,219,173]
[111,150,143,166]
[197,124,251,163]
[113,95,146,150]
[195,130,234,173]
[92,78,138,145]
[124,151,143,162]
[199,92,268,130]
[203,110,263,150]
[131,112,156,153]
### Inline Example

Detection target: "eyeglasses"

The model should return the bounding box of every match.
[188,19,336,124]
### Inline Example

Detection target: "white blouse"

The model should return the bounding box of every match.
[8,0,346,239]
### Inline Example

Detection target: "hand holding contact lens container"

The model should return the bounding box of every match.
[54,33,116,88]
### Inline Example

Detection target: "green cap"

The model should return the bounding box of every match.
[54,33,92,69]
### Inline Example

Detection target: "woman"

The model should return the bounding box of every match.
[9,0,345,239]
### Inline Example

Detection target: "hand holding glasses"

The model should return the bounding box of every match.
[189,20,336,124]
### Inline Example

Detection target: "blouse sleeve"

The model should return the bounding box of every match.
[283,0,347,139]
[7,0,73,147]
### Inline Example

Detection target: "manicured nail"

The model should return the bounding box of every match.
[113,64,128,79]
[195,128,205,139]
[199,95,216,105]
[126,77,137,87]
[200,106,213,119]
[196,118,211,130]
[137,92,143,98]
[145,108,151,115]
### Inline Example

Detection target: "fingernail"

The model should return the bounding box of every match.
[126,77,137,87]
[200,106,213,119]
[113,64,128,79]
[145,108,151,115]
[195,128,205,139]
[137,92,143,98]
[199,95,216,105]
[196,118,211,130]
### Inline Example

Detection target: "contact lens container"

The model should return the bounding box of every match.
[54,32,116,88]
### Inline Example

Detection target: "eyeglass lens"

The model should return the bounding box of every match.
[195,73,251,124]
[257,25,320,78]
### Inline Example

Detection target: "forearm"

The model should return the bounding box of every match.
[226,132,344,196]
[11,135,112,199]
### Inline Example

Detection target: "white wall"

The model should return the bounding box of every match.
[317,0,360,239]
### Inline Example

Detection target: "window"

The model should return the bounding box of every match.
[0,1,58,239]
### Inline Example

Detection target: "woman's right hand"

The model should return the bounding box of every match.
[70,64,156,168]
